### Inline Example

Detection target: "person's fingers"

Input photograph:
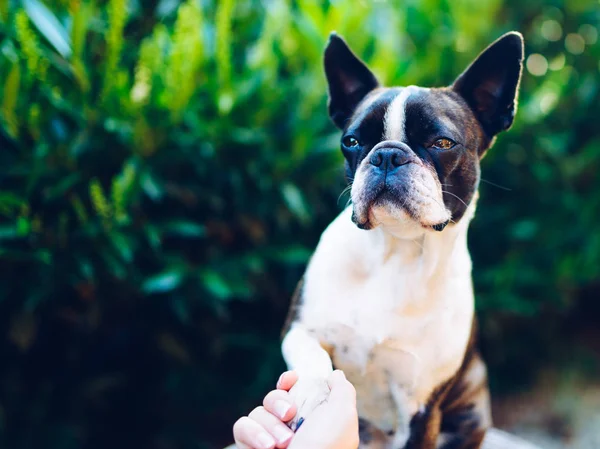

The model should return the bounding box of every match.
[263,389,297,422]
[327,370,356,405]
[233,416,276,449]
[276,371,298,391]
[248,406,294,448]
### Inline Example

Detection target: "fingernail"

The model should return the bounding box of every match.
[276,373,285,389]
[273,400,291,419]
[273,425,293,445]
[256,432,275,449]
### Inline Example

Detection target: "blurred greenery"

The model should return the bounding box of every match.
[0,0,600,448]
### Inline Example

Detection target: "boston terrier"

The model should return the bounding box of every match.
[281,32,524,449]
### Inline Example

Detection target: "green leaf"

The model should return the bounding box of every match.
[1,62,20,138]
[142,270,184,294]
[0,191,25,217]
[0,0,7,23]
[200,270,231,300]
[75,256,94,281]
[265,245,312,264]
[141,172,163,201]
[100,249,127,279]
[23,0,72,58]
[16,217,30,236]
[163,220,205,238]
[71,1,91,61]
[215,0,234,90]
[144,225,162,251]
[510,220,539,241]
[156,0,180,19]
[281,183,310,223]
[109,232,134,263]
[112,160,138,221]
[0,225,17,240]
[0,248,50,264]
[44,173,81,200]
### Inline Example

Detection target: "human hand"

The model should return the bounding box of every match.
[287,372,332,431]
[233,370,358,449]
[233,371,298,449]
[288,370,359,449]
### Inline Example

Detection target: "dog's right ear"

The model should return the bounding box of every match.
[324,33,379,129]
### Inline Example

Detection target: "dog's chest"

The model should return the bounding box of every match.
[298,208,474,432]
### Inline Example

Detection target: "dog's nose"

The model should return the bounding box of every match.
[369,147,411,169]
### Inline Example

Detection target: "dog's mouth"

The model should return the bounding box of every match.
[351,178,451,233]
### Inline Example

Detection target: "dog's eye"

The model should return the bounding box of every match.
[431,138,456,150]
[342,136,360,148]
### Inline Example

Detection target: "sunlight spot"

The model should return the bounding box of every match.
[579,24,598,45]
[565,33,585,55]
[527,54,548,76]
[540,91,558,114]
[541,20,562,41]
[548,53,565,71]
[455,35,470,53]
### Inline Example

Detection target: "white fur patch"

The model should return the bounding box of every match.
[281,324,334,430]
[282,325,333,378]
[282,203,476,441]
[384,85,421,141]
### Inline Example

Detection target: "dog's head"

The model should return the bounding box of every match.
[325,32,523,236]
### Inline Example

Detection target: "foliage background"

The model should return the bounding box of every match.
[1,0,599,448]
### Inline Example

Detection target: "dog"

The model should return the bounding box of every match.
[281,31,524,449]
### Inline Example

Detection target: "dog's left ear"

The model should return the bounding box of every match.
[453,32,524,139]
[324,33,379,129]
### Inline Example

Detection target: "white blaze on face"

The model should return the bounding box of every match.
[384,85,420,141]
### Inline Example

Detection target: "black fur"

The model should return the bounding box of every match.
[340,88,400,179]
[404,90,483,222]
[453,32,524,142]
[324,33,380,129]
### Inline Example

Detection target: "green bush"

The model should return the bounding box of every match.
[0,0,599,448]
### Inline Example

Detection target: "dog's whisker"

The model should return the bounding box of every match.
[337,184,353,205]
[441,190,470,209]
[479,177,512,191]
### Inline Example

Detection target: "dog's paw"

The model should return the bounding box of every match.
[287,375,331,431]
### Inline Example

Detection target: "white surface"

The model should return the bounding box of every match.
[223,427,542,449]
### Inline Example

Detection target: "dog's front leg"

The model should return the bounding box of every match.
[436,353,491,449]
[282,324,334,430]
